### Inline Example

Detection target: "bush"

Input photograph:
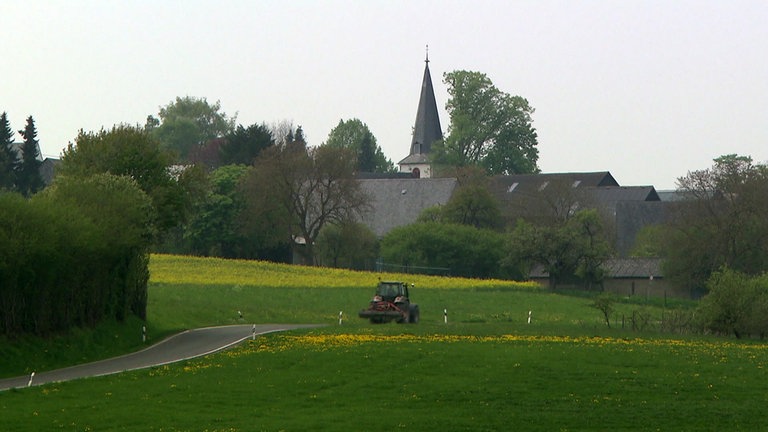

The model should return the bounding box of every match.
[698,268,768,338]
[380,222,505,278]
[0,174,154,336]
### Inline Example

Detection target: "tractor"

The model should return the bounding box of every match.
[359,280,419,324]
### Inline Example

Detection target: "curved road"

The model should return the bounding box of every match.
[0,324,321,392]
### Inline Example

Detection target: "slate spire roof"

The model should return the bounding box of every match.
[408,48,442,157]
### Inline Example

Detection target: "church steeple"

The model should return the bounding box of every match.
[398,47,443,178]
[409,46,442,156]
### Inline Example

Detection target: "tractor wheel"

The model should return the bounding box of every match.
[409,305,420,323]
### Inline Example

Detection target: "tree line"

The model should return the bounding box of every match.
[0,112,45,197]
[12,71,768,339]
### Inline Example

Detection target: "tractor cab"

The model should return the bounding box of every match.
[374,281,408,303]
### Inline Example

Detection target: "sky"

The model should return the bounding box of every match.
[2,0,767,190]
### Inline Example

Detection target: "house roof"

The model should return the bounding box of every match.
[398,152,430,165]
[9,142,43,162]
[604,257,663,278]
[656,190,688,201]
[587,186,660,204]
[407,55,442,157]
[358,177,458,237]
[356,171,415,180]
[490,171,620,196]
[529,257,663,279]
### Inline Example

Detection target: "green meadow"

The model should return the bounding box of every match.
[1,255,767,431]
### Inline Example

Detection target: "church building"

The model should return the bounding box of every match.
[398,51,443,178]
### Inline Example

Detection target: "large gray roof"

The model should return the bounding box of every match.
[358,178,458,237]
[588,186,660,204]
[490,171,620,197]
[530,257,663,279]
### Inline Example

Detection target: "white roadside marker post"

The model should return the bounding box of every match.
[252,324,256,341]
[338,311,343,325]
[444,309,448,324]
[27,372,35,387]
[528,310,532,324]
[142,325,146,343]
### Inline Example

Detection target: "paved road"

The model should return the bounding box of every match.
[0,324,321,392]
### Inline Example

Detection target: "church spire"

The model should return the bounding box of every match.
[409,46,442,156]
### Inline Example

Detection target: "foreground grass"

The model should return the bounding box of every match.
[2,326,767,431]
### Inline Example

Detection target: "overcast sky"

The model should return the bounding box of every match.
[2,0,766,190]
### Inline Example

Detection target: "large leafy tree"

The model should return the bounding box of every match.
[434,70,539,175]
[16,115,44,197]
[0,112,18,190]
[185,164,254,258]
[505,209,612,289]
[664,154,768,292]
[241,141,370,265]
[419,168,503,230]
[59,125,198,236]
[148,96,236,161]
[322,119,394,173]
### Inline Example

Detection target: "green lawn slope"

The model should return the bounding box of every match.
[2,254,766,431]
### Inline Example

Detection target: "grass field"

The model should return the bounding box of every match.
[2,254,766,431]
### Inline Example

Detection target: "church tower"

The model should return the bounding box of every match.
[398,48,443,178]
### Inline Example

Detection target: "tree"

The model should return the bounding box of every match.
[271,121,306,148]
[504,209,612,289]
[16,115,44,197]
[150,96,237,161]
[59,125,195,236]
[220,123,274,166]
[698,268,768,338]
[630,225,668,258]
[185,164,253,258]
[592,293,616,328]
[441,171,503,230]
[316,221,378,269]
[241,142,370,265]
[0,174,154,335]
[665,154,768,292]
[43,174,155,322]
[433,70,539,175]
[0,112,18,190]
[322,119,394,173]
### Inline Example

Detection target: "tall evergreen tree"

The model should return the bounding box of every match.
[16,115,43,197]
[358,130,377,172]
[0,112,18,190]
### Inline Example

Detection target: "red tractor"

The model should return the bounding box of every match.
[359,281,420,324]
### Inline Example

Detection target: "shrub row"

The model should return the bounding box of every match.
[0,175,153,336]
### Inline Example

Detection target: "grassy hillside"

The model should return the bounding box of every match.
[3,254,766,430]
